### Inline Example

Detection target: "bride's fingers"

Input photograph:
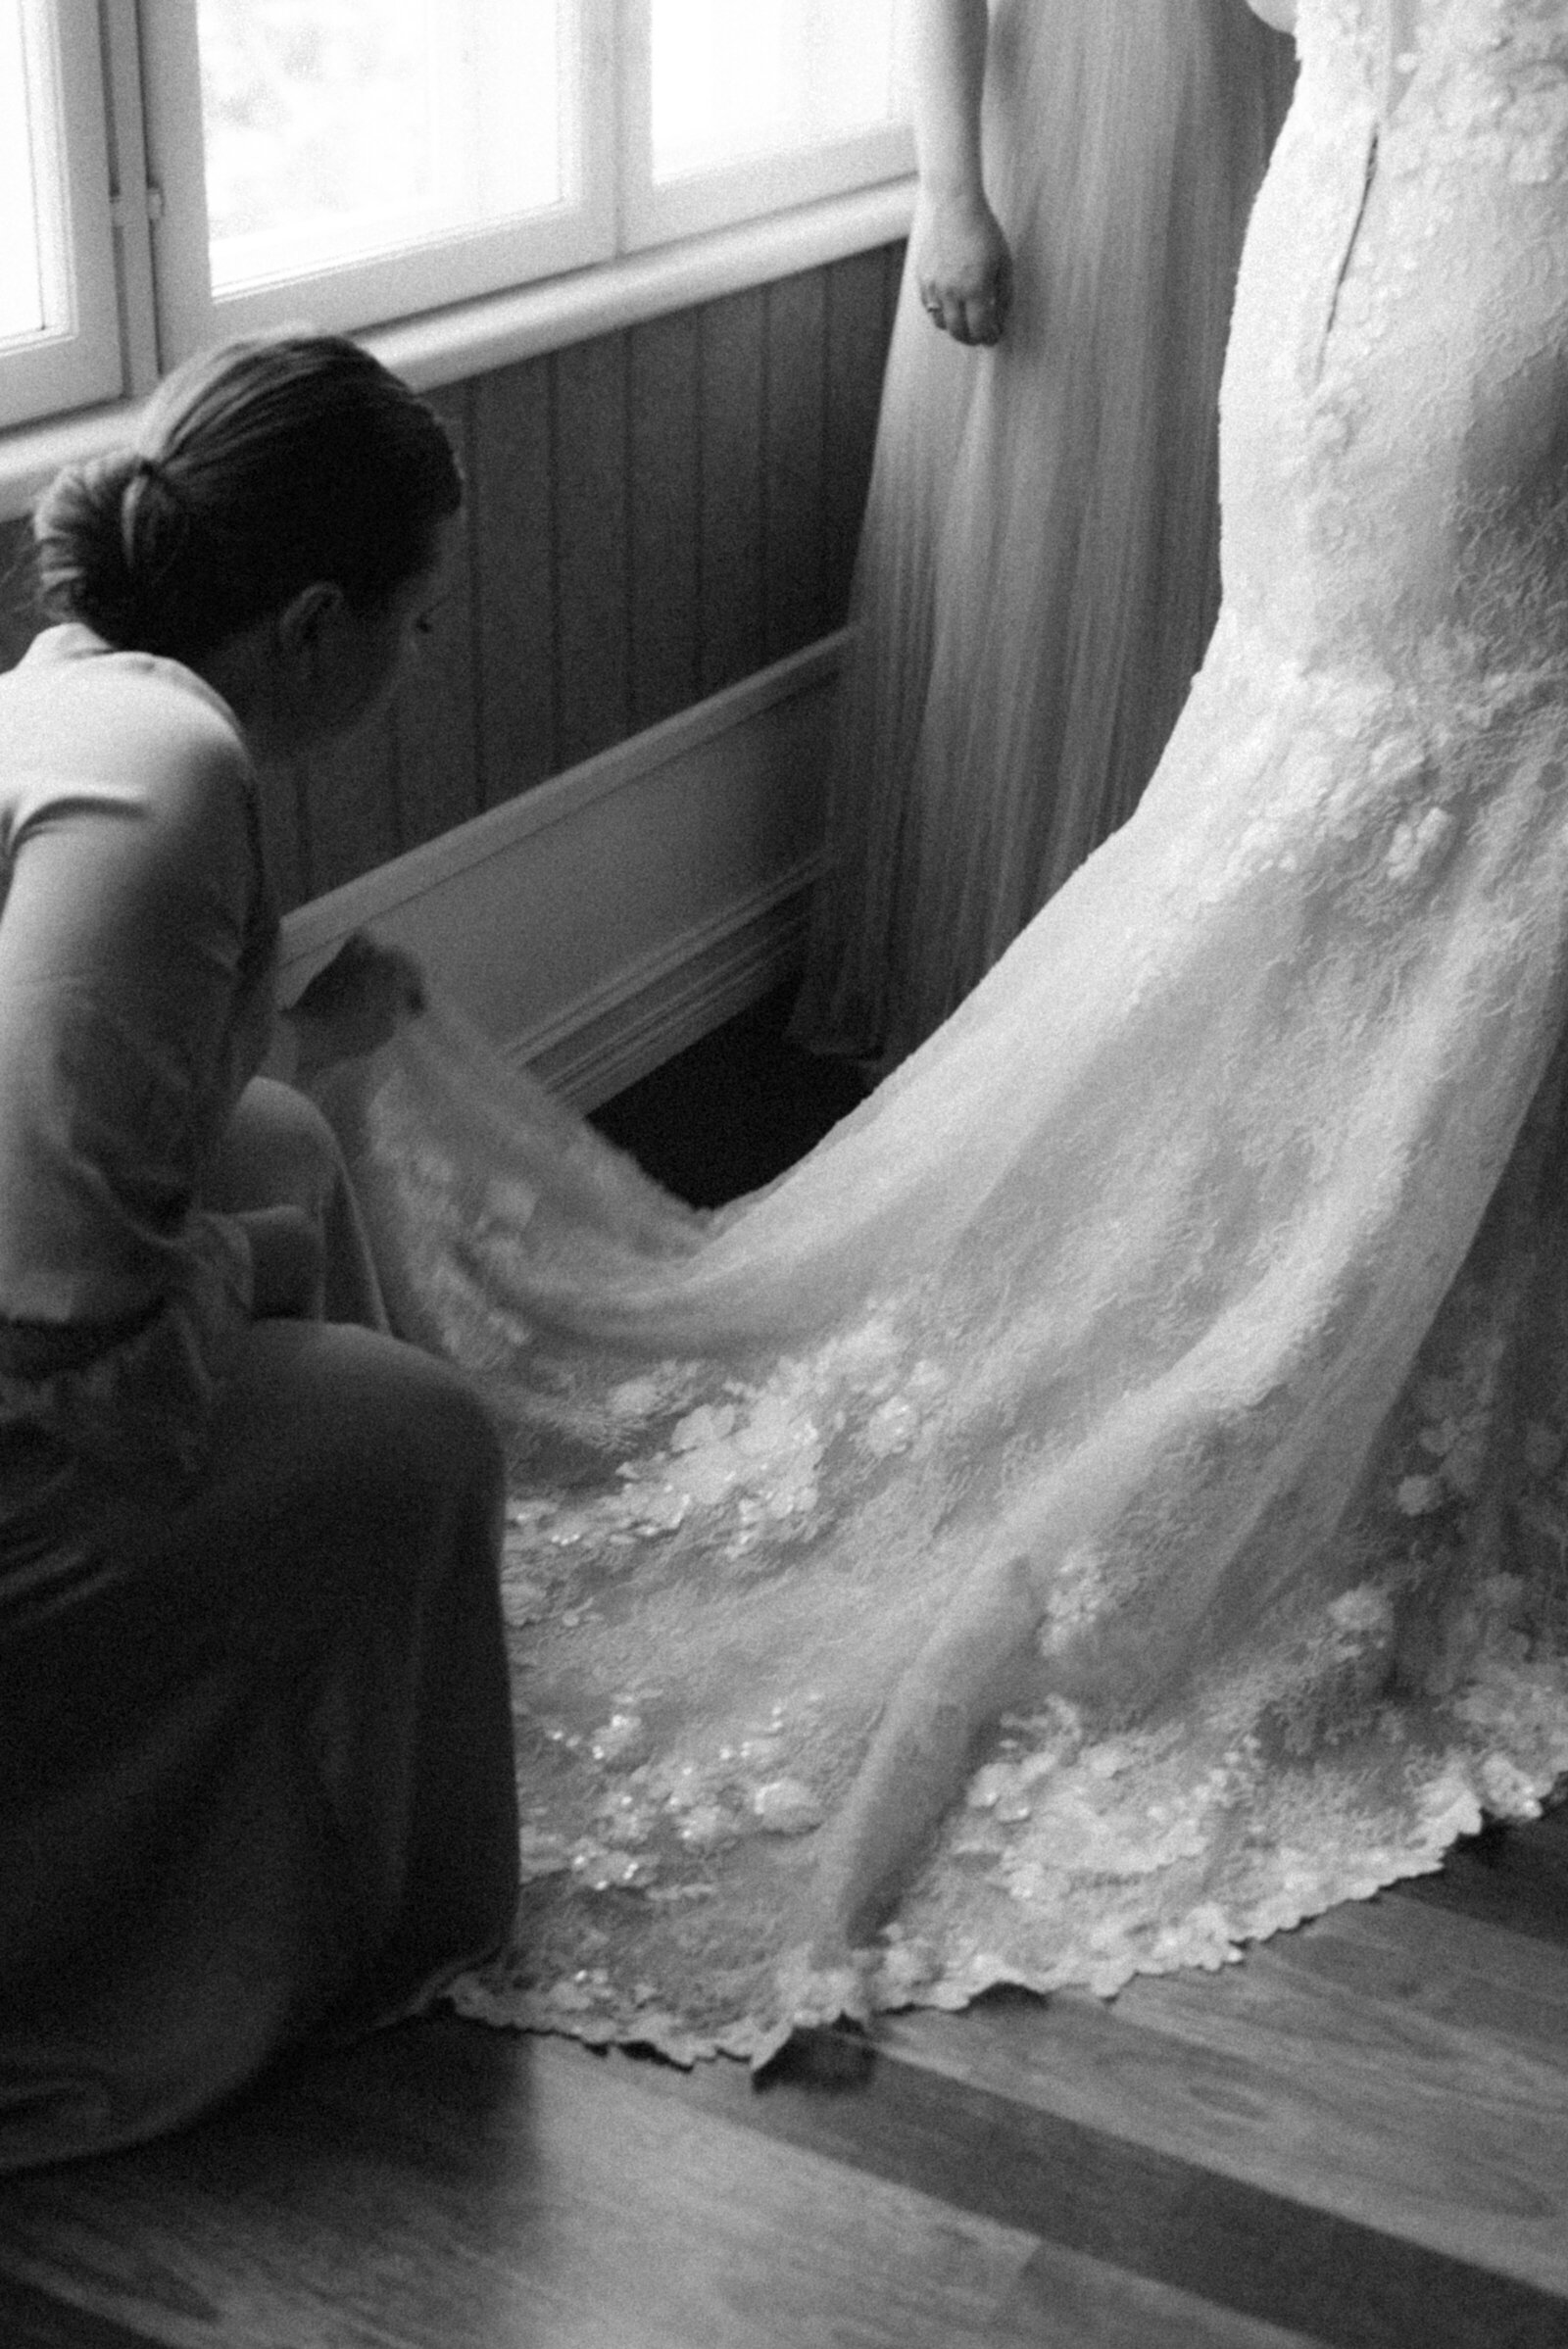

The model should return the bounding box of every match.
[930,289,976,344]
[962,293,1004,345]
[920,274,1008,347]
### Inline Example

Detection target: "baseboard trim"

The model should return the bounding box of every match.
[517,856,820,1108]
[281,632,844,967]
[278,633,844,1110]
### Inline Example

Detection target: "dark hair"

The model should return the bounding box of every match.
[32,333,463,662]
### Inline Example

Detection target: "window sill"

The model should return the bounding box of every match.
[0,178,913,523]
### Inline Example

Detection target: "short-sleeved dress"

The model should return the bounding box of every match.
[0,626,517,2172]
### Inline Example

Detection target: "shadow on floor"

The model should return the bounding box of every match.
[589,980,868,1208]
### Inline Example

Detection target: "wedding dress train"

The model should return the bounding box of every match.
[318,0,1568,2060]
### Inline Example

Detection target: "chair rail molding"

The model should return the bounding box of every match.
[276,633,845,1108]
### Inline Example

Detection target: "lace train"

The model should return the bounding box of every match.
[315,974,1568,2063]
[314,0,1568,2060]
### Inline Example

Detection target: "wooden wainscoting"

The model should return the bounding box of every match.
[0,245,902,1097]
[0,243,903,928]
[276,634,843,1110]
[262,245,900,916]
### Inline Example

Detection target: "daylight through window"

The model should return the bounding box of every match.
[197,0,567,295]
[0,0,910,434]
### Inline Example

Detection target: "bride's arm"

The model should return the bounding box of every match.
[1242,0,1298,29]
[906,0,1012,347]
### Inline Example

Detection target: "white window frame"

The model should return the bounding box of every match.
[0,0,122,431]
[619,0,912,254]
[140,0,618,366]
[0,0,914,508]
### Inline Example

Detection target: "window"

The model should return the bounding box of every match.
[0,0,121,429]
[0,0,911,433]
[144,0,615,360]
[627,0,908,249]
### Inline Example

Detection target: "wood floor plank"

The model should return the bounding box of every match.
[1389,1816,1568,1947]
[0,2264,173,2349]
[6,1837,1568,2349]
[876,1896,1568,2305]
[988,2238,1330,2349]
[1108,1888,1568,2084]
[1290,1876,1568,2042]
[0,2026,1038,2349]
[607,2024,1564,2349]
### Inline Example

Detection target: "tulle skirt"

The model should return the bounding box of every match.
[307,847,1568,2065]
[792,0,1297,1065]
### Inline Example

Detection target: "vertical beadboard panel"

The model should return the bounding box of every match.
[823,244,902,622]
[628,311,702,731]
[253,760,309,913]
[554,332,632,769]
[471,357,558,804]
[0,514,38,671]
[697,286,766,698]
[390,380,482,850]
[294,712,400,903]
[0,248,902,903]
[763,269,828,663]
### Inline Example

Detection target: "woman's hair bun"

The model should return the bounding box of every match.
[29,333,461,662]
[32,448,184,648]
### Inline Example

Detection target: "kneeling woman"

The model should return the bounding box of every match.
[0,335,518,2171]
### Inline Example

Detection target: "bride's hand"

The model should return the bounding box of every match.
[285,930,426,1077]
[913,186,1013,346]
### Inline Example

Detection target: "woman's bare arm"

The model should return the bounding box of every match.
[1242,0,1297,31]
[907,0,1012,346]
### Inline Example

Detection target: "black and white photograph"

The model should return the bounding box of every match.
[0,4,1565,2342]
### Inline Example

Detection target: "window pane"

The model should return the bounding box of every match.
[0,0,59,345]
[196,0,568,296]
[651,0,903,183]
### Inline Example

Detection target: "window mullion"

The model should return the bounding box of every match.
[620,1,912,257]
[99,0,160,393]
[140,0,618,368]
[2,0,904,417]
[574,0,621,269]
[614,0,653,259]
[136,0,218,373]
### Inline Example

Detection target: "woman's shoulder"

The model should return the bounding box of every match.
[6,622,245,740]
[0,627,261,904]
[2,624,254,826]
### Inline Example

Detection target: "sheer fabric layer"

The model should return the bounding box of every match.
[792,0,1297,1065]
[317,0,1568,2061]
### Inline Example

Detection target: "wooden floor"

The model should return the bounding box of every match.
[7,1008,1567,2346]
[2,1811,1567,2347]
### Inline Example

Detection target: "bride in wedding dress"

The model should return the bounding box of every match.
[318,0,1568,2060]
